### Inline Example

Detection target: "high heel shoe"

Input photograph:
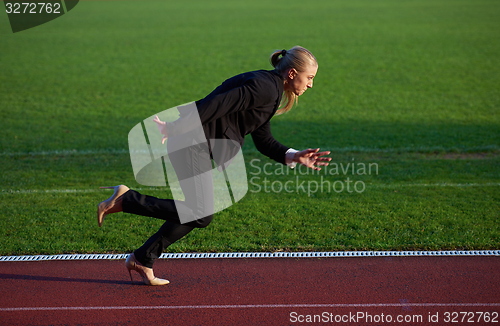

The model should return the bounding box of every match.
[125,253,170,286]
[97,185,129,227]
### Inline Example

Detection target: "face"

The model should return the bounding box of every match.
[285,64,318,96]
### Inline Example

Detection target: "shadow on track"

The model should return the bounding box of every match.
[0,273,131,285]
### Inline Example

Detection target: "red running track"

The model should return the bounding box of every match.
[0,256,499,325]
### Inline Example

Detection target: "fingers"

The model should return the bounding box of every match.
[153,115,167,126]
[315,151,331,157]
[308,150,331,162]
[298,148,331,170]
[315,157,332,164]
[153,115,168,143]
[310,150,330,157]
[303,148,319,155]
[303,149,329,156]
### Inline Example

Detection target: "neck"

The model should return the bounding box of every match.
[282,76,291,91]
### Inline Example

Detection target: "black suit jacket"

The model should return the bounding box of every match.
[171,70,290,166]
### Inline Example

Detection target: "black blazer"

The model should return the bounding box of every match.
[167,69,290,167]
[195,69,290,165]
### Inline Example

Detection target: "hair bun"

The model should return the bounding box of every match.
[281,49,287,56]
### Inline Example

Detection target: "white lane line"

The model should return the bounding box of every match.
[1,303,500,312]
[1,145,498,156]
[0,188,165,195]
[0,189,102,194]
[0,187,219,195]
[1,182,498,195]
[0,149,130,156]
[372,182,500,188]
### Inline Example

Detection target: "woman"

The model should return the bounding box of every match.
[97,46,331,285]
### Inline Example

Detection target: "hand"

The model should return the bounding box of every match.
[294,148,331,171]
[153,115,168,144]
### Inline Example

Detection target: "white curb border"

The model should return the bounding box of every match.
[0,250,498,262]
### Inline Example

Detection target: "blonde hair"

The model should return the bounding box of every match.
[270,46,317,115]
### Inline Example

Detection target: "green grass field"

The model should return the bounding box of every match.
[0,0,498,255]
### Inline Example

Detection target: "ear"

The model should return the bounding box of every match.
[287,68,297,79]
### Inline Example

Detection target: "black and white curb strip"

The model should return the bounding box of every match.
[0,250,498,262]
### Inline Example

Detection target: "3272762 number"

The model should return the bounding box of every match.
[5,2,62,14]
[444,312,499,323]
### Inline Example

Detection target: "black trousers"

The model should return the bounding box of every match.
[122,135,214,268]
